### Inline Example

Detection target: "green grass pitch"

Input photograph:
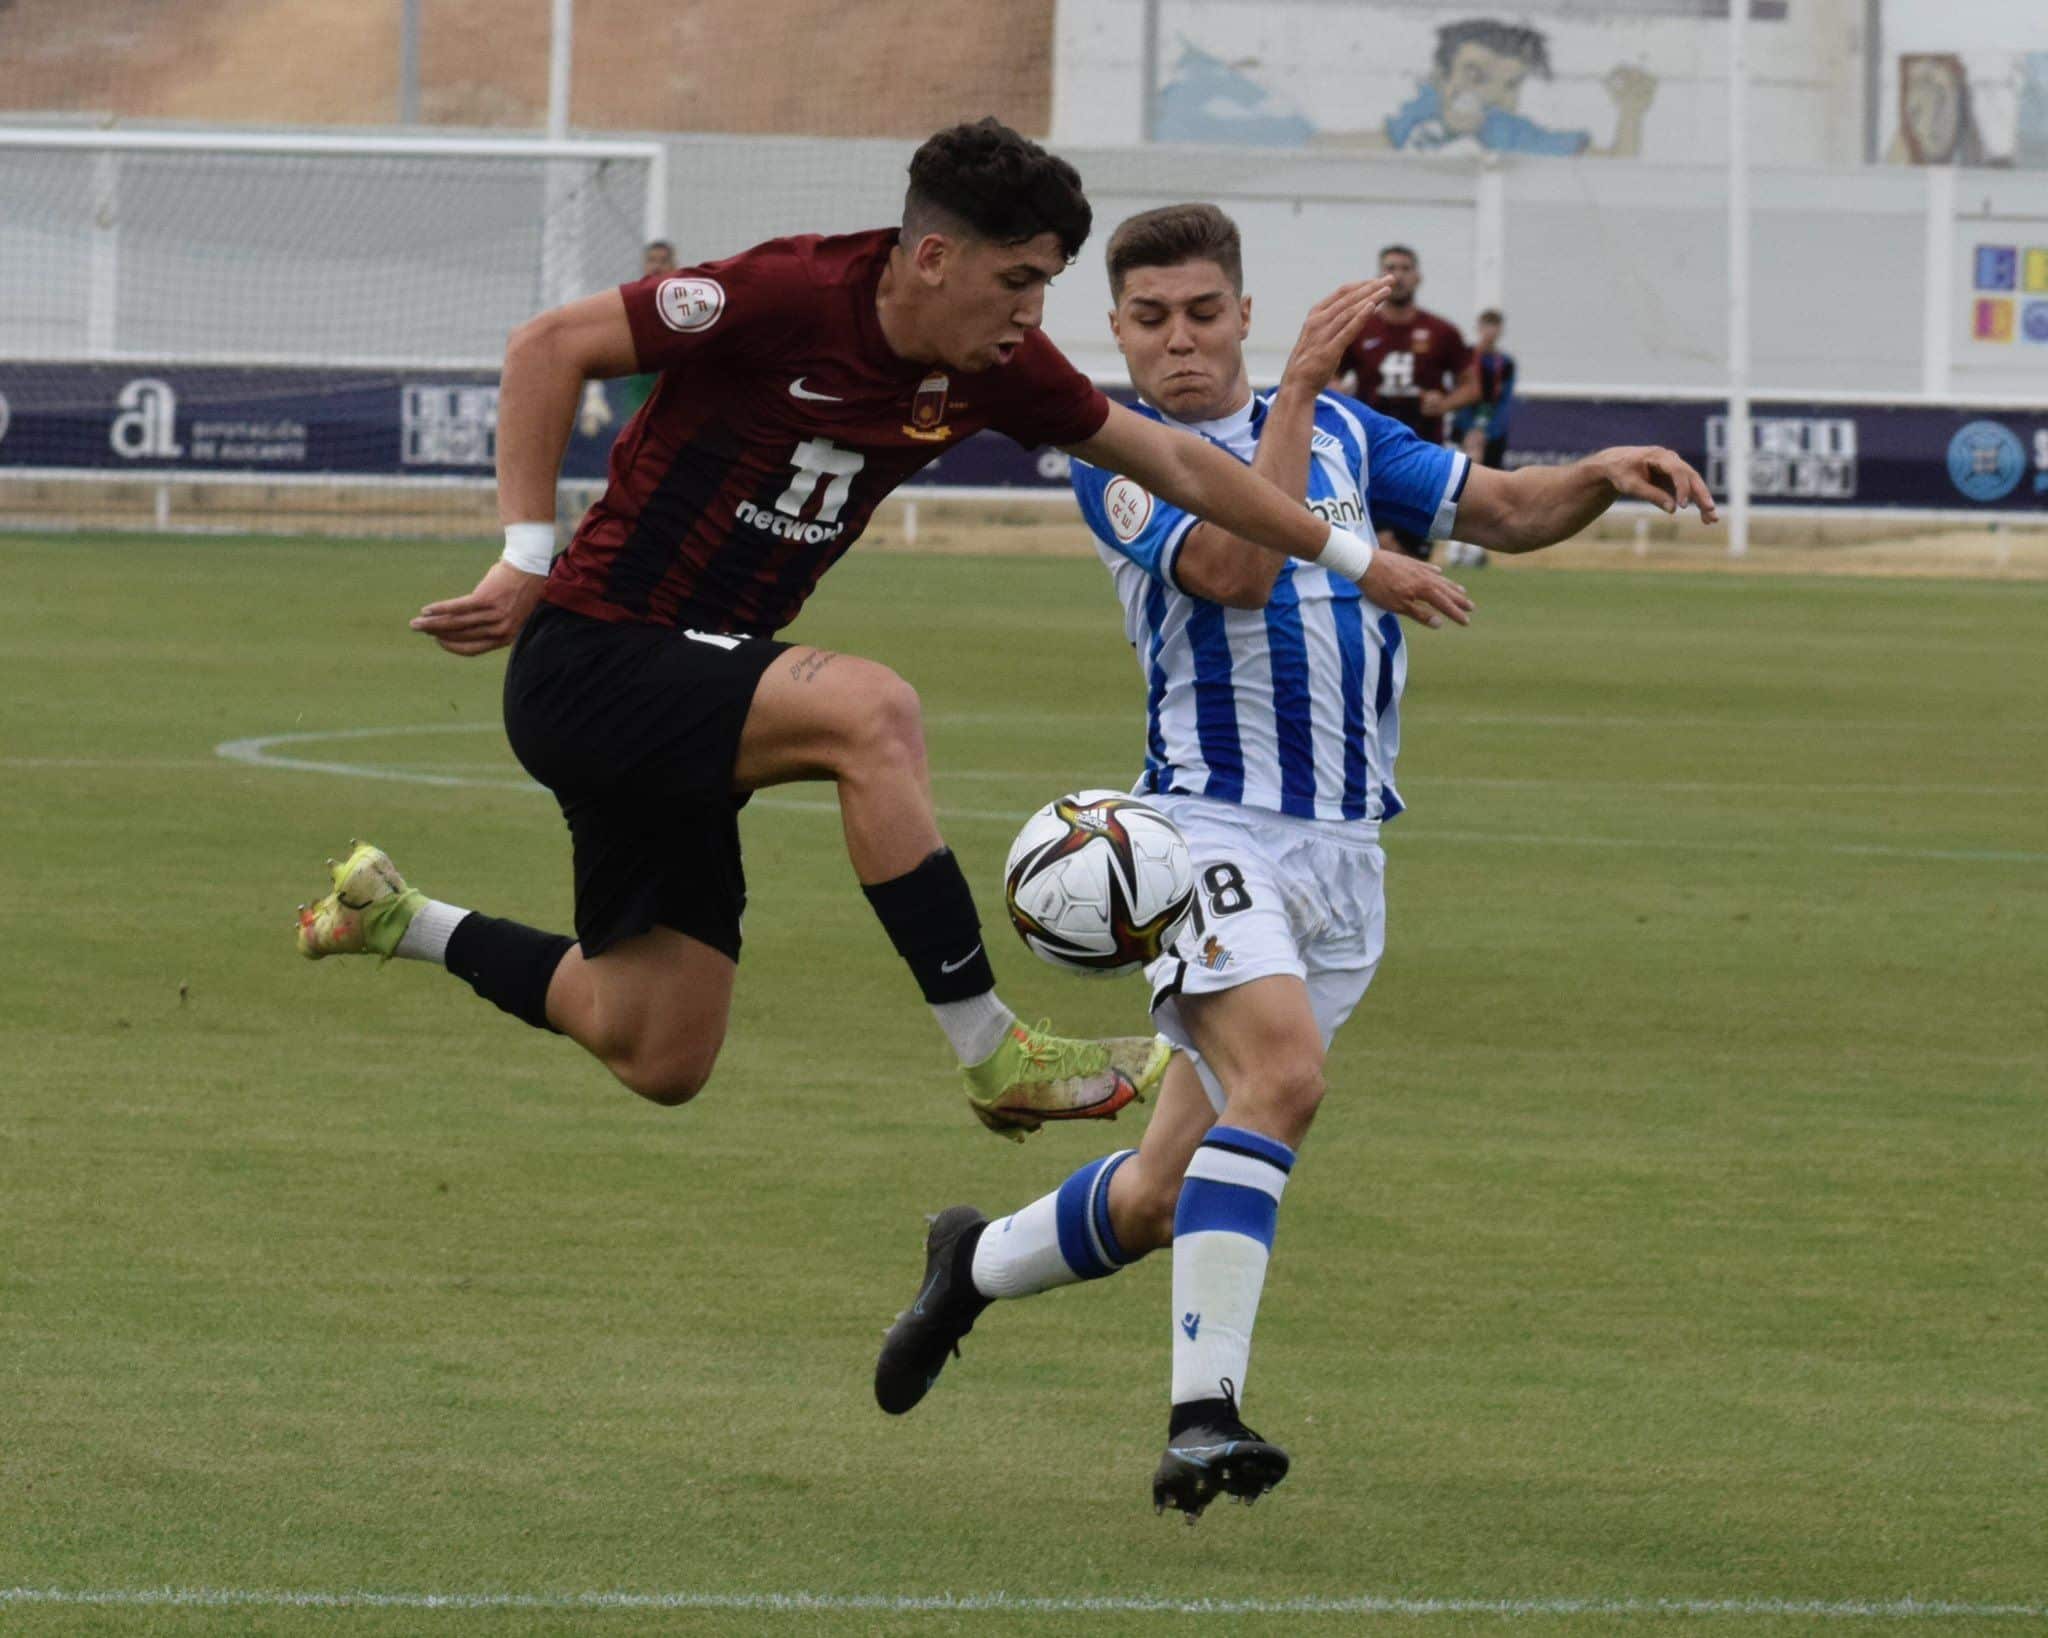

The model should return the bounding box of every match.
[2,534,2043,1635]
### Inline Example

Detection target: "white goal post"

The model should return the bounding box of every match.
[0,127,667,532]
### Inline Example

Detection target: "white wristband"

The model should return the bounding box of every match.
[501,522,556,575]
[1318,522,1375,582]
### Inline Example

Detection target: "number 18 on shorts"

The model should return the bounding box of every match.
[1143,793,1388,1114]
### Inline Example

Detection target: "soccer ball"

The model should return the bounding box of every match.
[1003,791,1196,977]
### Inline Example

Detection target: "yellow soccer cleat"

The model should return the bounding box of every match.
[295,840,424,962]
[962,1023,1171,1141]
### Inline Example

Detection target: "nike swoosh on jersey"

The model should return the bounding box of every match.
[788,377,843,401]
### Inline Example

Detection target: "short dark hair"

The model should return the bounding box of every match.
[1433,19,1552,81]
[1104,203,1243,301]
[1477,307,1503,325]
[1379,243,1420,267]
[902,118,1092,262]
[644,238,674,255]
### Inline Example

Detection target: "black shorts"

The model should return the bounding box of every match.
[503,602,787,962]
[1385,526,1433,561]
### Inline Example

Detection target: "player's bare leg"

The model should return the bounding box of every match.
[1102,1052,1222,1252]
[295,648,1162,1126]
[733,647,943,881]
[297,843,734,1109]
[873,1048,1214,1415]
[734,645,1166,1135]
[539,928,734,1106]
[1151,975,1326,1519]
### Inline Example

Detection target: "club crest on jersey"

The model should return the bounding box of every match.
[904,373,953,441]
[656,277,724,334]
[1412,327,1432,351]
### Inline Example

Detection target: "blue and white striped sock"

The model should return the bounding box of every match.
[971,1149,1141,1299]
[1170,1125,1294,1409]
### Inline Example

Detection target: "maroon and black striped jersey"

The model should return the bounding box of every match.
[544,228,1110,634]
[1339,307,1472,446]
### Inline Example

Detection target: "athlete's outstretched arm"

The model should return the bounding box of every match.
[1066,402,1473,629]
[1453,446,1717,554]
[1175,280,1384,610]
[411,290,640,656]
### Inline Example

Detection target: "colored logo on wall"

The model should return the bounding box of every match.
[1946,420,2026,502]
[1971,247,2048,342]
[1975,245,2017,291]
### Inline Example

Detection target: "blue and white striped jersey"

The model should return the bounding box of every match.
[1071,391,1466,824]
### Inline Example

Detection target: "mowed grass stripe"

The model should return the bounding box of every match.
[5,1585,2047,1620]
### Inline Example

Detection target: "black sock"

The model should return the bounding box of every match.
[861,848,996,1004]
[444,913,574,1033]
[1169,1396,1239,1439]
[950,1220,993,1318]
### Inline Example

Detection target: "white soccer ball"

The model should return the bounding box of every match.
[1003,790,1196,977]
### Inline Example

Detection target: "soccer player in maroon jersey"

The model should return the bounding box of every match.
[1335,245,1481,561]
[295,119,1470,1138]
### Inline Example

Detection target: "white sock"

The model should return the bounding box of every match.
[971,1150,1137,1299]
[1170,1126,1294,1409]
[393,899,470,965]
[932,989,1014,1066]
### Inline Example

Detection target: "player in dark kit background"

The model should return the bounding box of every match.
[1334,245,1479,561]
[1452,306,1516,472]
[296,119,1471,1138]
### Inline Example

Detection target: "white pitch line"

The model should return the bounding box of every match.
[20,741,2038,801]
[2,1587,2044,1621]
[208,726,2048,867]
[934,707,2048,737]
[0,756,223,770]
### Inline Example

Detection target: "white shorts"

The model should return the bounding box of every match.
[1143,794,1387,1114]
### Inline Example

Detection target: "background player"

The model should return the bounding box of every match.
[1446,307,1517,568]
[296,123,1469,1143]
[1452,307,1516,472]
[873,202,1716,1517]
[1334,245,1477,562]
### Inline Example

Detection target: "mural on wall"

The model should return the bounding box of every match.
[1156,18,1657,156]
[2023,53,2048,168]
[1883,50,2048,169]
[1154,44,1318,147]
[1377,19,1657,157]
[1888,54,1992,165]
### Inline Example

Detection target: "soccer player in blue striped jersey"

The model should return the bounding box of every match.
[874,203,1716,1518]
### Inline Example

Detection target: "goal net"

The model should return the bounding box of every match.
[0,130,660,535]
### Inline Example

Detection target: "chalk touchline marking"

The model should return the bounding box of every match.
[208,725,2047,867]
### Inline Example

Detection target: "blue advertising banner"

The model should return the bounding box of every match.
[3,363,2045,513]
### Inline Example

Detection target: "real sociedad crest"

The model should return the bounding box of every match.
[904,373,952,441]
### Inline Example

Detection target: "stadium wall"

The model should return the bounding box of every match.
[6,125,2048,533]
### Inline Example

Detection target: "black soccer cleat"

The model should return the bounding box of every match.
[874,1205,993,1416]
[1152,1383,1291,1522]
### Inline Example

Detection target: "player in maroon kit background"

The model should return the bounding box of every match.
[295,119,1471,1139]
[1335,245,1481,561]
